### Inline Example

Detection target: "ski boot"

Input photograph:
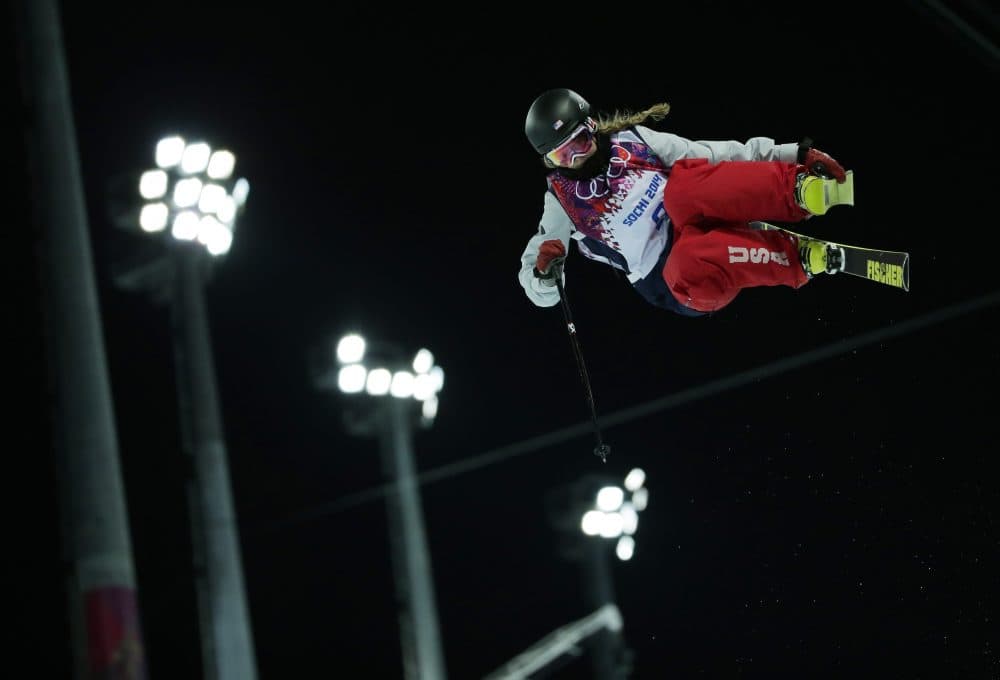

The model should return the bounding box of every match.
[798,235,845,278]
[796,170,854,216]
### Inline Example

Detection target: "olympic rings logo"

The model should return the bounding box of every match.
[607,144,631,178]
[572,143,632,200]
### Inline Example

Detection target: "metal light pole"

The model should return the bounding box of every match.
[170,243,258,680]
[109,137,256,680]
[548,469,648,679]
[13,1,149,676]
[580,536,622,680]
[484,604,624,680]
[313,334,447,680]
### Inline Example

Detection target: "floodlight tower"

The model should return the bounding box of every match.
[108,135,256,680]
[548,468,648,679]
[13,1,150,676]
[312,333,447,680]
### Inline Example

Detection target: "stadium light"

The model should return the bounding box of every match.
[311,331,448,678]
[578,468,648,562]
[544,469,642,676]
[106,133,258,678]
[330,332,444,429]
[115,134,249,257]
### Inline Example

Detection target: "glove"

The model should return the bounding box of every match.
[797,138,847,183]
[533,239,566,283]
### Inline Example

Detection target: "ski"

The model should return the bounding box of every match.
[752,221,910,292]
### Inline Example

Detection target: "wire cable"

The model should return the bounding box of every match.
[248,289,1000,535]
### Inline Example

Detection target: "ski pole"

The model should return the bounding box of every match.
[551,264,611,463]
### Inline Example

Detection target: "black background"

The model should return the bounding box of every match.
[8,2,1000,678]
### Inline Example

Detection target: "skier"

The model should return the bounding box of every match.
[518,88,855,316]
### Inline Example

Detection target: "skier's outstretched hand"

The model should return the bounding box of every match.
[533,239,566,284]
[799,141,847,183]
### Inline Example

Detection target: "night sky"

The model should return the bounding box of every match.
[8,2,1000,678]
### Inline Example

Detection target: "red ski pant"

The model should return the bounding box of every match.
[662,158,811,312]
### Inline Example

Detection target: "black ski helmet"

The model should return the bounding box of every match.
[525,88,592,155]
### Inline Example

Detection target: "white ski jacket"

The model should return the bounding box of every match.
[518,125,799,309]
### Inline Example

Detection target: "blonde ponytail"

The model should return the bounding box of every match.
[595,103,671,134]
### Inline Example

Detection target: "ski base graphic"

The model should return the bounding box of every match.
[753,221,910,292]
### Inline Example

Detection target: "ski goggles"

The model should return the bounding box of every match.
[545,118,597,166]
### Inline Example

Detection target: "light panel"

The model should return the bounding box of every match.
[598,512,624,539]
[624,468,646,492]
[422,397,438,420]
[616,536,635,561]
[632,488,648,511]
[217,195,237,223]
[232,178,250,206]
[206,229,233,256]
[134,135,247,259]
[207,150,236,179]
[429,366,444,392]
[331,335,443,425]
[155,136,185,168]
[198,183,227,214]
[390,371,415,398]
[578,471,649,557]
[173,177,202,208]
[337,334,365,364]
[596,486,624,512]
[337,364,367,394]
[619,503,638,535]
[413,349,434,374]
[197,216,233,256]
[412,374,436,401]
[581,510,603,536]
[139,203,168,232]
[366,368,392,396]
[139,169,168,199]
[172,211,200,240]
[180,142,211,174]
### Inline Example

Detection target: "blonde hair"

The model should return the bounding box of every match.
[539,102,672,169]
[595,103,671,134]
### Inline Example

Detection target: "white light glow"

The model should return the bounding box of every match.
[197,216,218,244]
[429,365,444,392]
[624,468,646,492]
[596,486,625,512]
[180,142,211,174]
[172,211,200,240]
[412,374,436,401]
[207,150,236,179]
[337,364,367,393]
[198,183,227,214]
[217,195,237,224]
[197,216,233,256]
[155,136,185,168]
[232,178,250,206]
[632,487,649,511]
[173,177,203,208]
[412,349,434,374]
[616,536,635,561]
[139,203,168,232]
[619,503,639,535]
[422,397,438,420]
[207,229,234,256]
[580,510,603,536]
[139,169,168,200]
[390,371,415,398]
[336,334,365,364]
[598,512,624,539]
[365,368,392,396]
